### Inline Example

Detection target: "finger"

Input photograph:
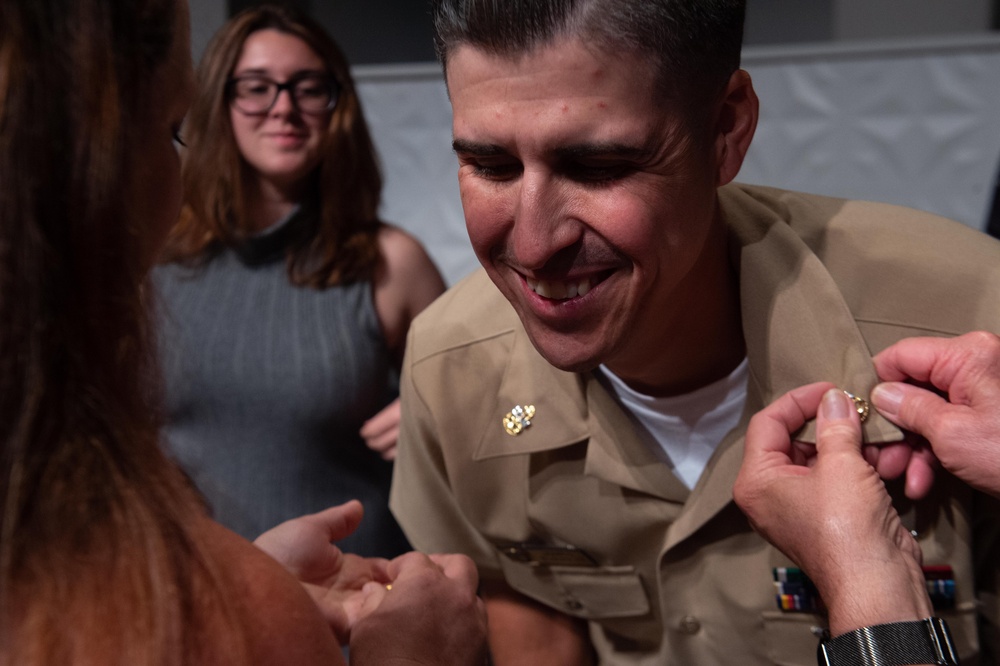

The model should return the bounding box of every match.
[904,448,938,500]
[871,382,953,444]
[872,336,951,382]
[342,581,391,635]
[359,399,402,439]
[873,331,1000,392]
[790,440,817,467]
[385,550,434,580]
[307,500,365,542]
[814,388,862,457]
[428,553,480,591]
[364,428,400,459]
[304,582,352,644]
[358,581,390,616]
[365,431,394,452]
[744,382,834,463]
[870,442,911,480]
[364,556,393,584]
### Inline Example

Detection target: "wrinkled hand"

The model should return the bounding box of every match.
[873,331,1000,499]
[734,383,931,635]
[360,399,401,461]
[253,501,390,643]
[349,551,488,666]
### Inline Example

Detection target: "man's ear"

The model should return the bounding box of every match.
[713,69,759,186]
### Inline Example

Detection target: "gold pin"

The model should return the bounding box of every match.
[842,390,870,423]
[503,404,536,436]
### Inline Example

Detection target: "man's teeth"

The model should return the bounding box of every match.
[525,277,593,300]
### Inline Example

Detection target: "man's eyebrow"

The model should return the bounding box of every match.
[554,142,654,161]
[452,139,655,161]
[452,139,506,156]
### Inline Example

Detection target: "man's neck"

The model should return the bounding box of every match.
[605,214,744,398]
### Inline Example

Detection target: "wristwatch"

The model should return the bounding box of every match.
[817,617,959,665]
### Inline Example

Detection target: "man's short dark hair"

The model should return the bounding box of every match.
[432,0,746,112]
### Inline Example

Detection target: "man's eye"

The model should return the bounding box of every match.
[470,162,521,180]
[566,162,632,183]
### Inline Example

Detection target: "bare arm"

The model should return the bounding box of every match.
[481,580,595,666]
[364,226,447,459]
[201,518,347,666]
[372,224,447,366]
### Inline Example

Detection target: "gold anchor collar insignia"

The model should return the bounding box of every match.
[842,390,870,423]
[503,404,535,436]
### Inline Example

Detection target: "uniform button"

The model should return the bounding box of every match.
[563,597,583,611]
[679,615,701,635]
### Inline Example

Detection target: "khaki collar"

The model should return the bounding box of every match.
[727,187,903,445]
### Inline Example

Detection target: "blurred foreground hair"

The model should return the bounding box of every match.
[0,0,247,662]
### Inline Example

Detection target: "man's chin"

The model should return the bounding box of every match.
[522,328,605,374]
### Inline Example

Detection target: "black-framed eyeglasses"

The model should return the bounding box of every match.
[228,74,340,115]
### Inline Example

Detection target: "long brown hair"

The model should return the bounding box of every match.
[161,4,384,289]
[0,0,246,662]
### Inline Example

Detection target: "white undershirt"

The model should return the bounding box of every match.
[597,358,749,490]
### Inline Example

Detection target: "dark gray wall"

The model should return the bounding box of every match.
[227,0,435,64]
[209,0,1000,66]
[745,0,834,44]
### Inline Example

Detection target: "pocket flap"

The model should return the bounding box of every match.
[498,554,650,620]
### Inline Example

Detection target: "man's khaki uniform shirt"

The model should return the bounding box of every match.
[391,184,1000,665]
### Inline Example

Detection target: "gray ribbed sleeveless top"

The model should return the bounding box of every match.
[153,208,409,556]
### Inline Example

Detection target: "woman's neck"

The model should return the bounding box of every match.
[245,177,307,232]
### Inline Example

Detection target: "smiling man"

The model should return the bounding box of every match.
[390,1,1000,664]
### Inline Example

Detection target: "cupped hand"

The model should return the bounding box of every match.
[253,501,391,643]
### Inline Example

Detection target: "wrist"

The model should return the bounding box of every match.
[816,555,931,637]
[818,617,959,666]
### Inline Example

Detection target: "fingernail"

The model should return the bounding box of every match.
[821,388,851,419]
[871,383,903,415]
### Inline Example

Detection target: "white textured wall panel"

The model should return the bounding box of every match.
[740,36,1000,233]
[357,65,480,285]
[356,36,1000,285]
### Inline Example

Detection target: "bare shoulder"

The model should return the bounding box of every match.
[197,518,345,666]
[375,224,444,287]
[373,224,446,357]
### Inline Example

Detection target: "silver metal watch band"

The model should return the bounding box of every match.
[817,617,959,666]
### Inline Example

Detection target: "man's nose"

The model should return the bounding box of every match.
[510,172,583,271]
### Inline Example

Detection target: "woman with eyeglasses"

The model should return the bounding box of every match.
[155,4,445,556]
